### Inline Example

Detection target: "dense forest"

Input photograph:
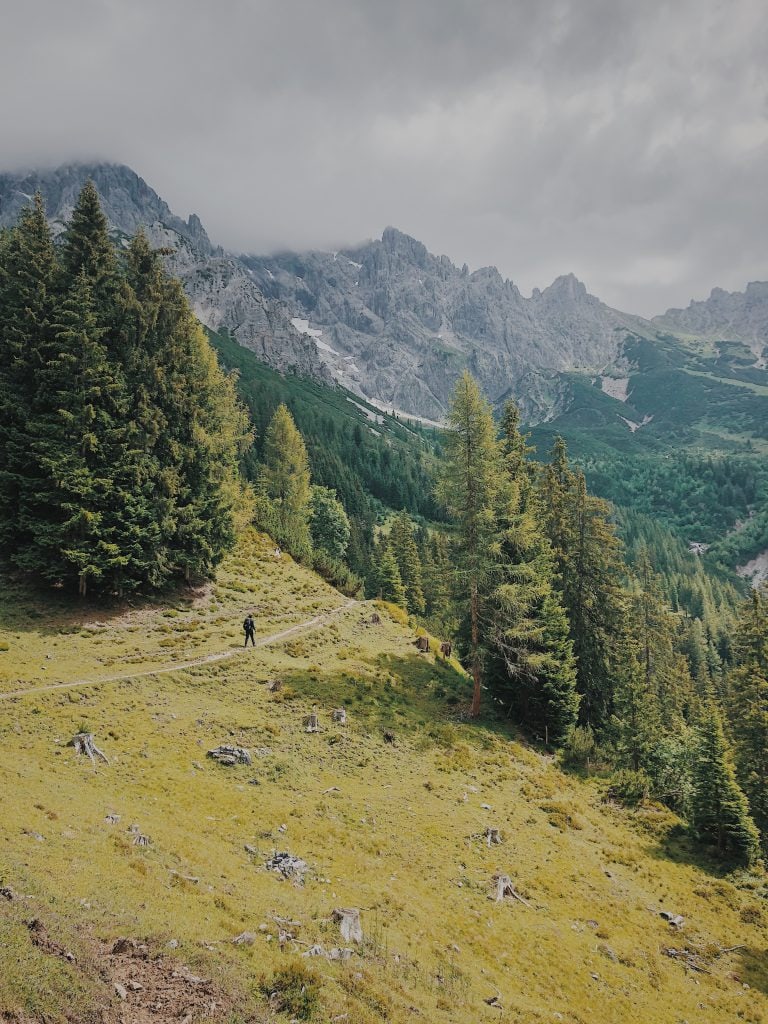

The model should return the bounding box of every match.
[0,186,251,595]
[0,186,765,867]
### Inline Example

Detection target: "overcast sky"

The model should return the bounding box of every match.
[1,0,767,315]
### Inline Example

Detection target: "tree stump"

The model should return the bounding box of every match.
[304,713,320,733]
[267,679,282,692]
[492,874,531,907]
[69,733,109,765]
[331,708,347,725]
[369,612,381,625]
[440,641,453,658]
[415,636,430,652]
[485,827,502,847]
[333,907,363,944]
[383,730,396,744]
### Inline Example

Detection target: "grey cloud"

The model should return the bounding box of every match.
[1,0,767,315]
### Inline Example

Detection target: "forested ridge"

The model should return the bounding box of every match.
[0,187,766,868]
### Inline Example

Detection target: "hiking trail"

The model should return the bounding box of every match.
[0,598,358,701]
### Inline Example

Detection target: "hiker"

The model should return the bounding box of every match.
[243,613,256,647]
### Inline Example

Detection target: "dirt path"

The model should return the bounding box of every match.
[0,598,358,702]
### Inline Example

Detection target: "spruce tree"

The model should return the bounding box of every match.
[487,402,578,745]
[61,180,119,322]
[371,540,407,606]
[0,194,57,559]
[690,700,760,865]
[262,403,312,561]
[14,272,136,595]
[436,372,503,717]
[540,440,627,731]
[388,510,426,615]
[729,589,768,852]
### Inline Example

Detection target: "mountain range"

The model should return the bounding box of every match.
[3,161,765,427]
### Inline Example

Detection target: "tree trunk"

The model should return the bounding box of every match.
[470,579,481,717]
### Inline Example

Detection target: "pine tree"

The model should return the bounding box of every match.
[371,539,407,606]
[262,403,312,561]
[728,588,768,852]
[487,402,579,745]
[0,194,57,558]
[61,180,119,322]
[388,510,426,615]
[540,440,627,731]
[690,700,760,865]
[436,372,503,717]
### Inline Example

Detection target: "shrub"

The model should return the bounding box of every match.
[260,962,321,1020]
[311,550,364,597]
[608,768,652,806]
[559,725,598,772]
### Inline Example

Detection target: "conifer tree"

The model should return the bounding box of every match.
[262,403,312,561]
[486,402,579,745]
[728,589,768,851]
[436,372,503,717]
[309,485,350,560]
[14,272,137,594]
[61,180,119,322]
[0,195,58,558]
[388,511,426,615]
[371,539,407,606]
[690,700,760,865]
[540,440,627,730]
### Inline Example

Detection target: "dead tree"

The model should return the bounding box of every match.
[69,733,109,765]
[333,907,363,944]
[331,708,347,725]
[303,713,320,733]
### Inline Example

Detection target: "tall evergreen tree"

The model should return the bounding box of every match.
[309,485,350,561]
[690,700,760,865]
[487,402,579,745]
[0,194,57,558]
[388,510,426,615]
[370,538,407,606]
[61,180,119,322]
[728,588,768,852]
[436,372,503,717]
[540,440,627,730]
[262,403,312,561]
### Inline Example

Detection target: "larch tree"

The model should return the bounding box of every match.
[262,403,312,561]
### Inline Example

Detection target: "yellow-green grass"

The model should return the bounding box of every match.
[0,551,766,1023]
[0,531,348,695]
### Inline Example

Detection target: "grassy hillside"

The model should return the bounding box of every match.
[1,533,766,1024]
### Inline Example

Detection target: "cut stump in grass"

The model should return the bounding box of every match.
[333,907,363,944]
[69,732,109,765]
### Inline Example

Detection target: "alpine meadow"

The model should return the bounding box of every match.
[1,3,768,1023]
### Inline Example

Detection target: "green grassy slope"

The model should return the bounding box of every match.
[1,533,766,1024]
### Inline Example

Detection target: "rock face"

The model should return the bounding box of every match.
[656,283,768,369]
[0,164,328,380]
[244,227,655,420]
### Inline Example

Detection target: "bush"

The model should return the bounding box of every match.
[260,963,321,1020]
[559,725,598,772]
[608,768,651,806]
[311,550,364,597]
